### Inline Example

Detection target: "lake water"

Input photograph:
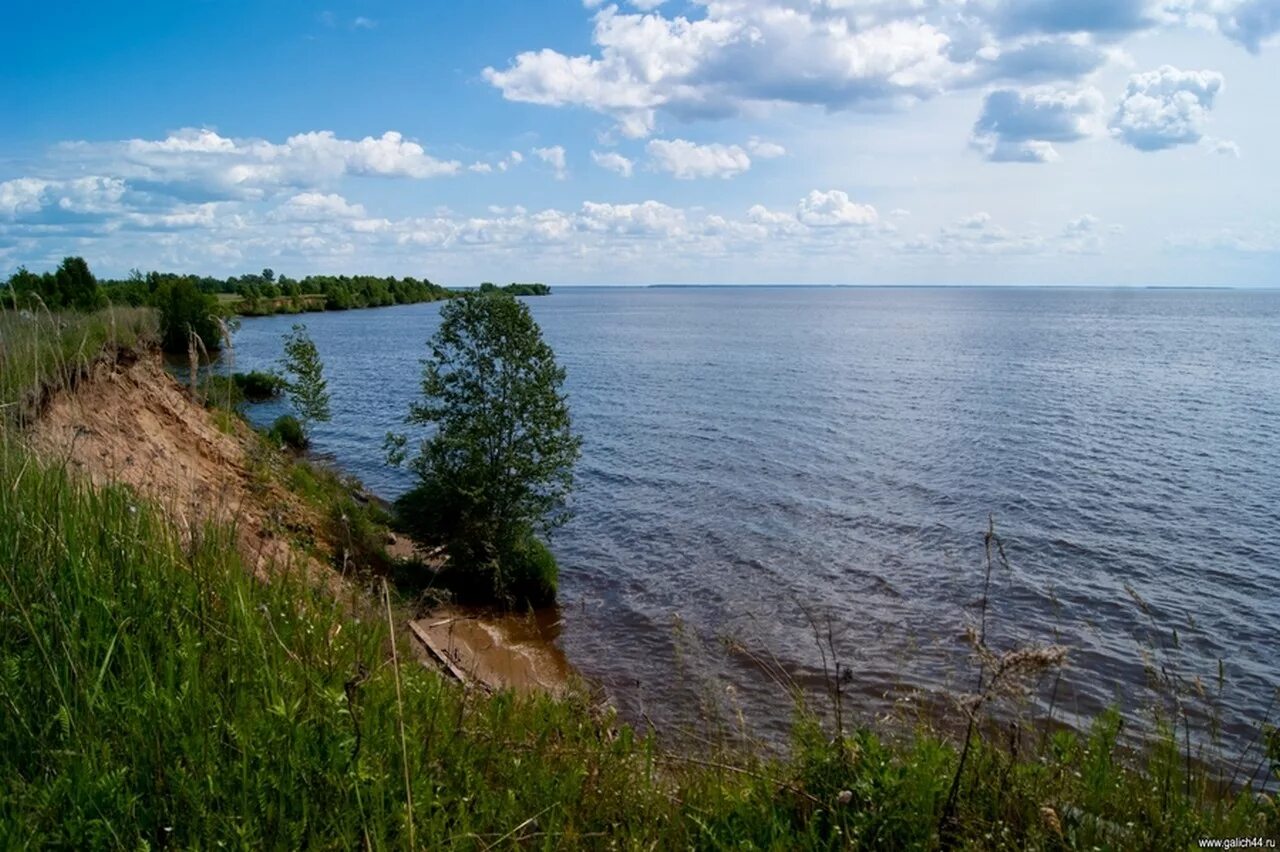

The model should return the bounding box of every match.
[230,287,1280,750]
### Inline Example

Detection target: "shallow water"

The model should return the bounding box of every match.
[230,287,1280,749]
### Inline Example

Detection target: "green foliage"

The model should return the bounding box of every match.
[280,324,331,437]
[153,276,222,353]
[269,414,307,450]
[170,271,450,317]
[394,291,581,606]
[502,531,559,608]
[55,257,105,311]
[234,369,285,401]
[8,263,456,322]
[3,257,104,311]
[479,281,552,296]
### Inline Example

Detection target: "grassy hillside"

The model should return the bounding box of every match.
[0,310,1275,849]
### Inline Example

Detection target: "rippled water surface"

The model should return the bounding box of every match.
[231,287,1280,745]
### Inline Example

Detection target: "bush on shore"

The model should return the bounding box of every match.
[269,413,307,449]
[234,369,285,401]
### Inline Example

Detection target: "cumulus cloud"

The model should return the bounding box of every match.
[646,139,751,179]
[481,0,1269,138]
[902,211,1048,255]
[485,3,958,137]
[591,150,635,177]
[0,176,128,220]
[971,86,1103,162]
[746,138,787,158]
[275,192,368,220]
[2,172,1144,282]
[53,128,460,200]
[1109,66,1226,151]
[470,151,524,174]
[1211,0,1280,52]
[976,37,1113,84]
[532,145,568,179]
[579,200,687,236]
[796,190,879,227]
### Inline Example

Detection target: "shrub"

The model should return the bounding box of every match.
[233,370,284,401]
[268,414,307,450]
[500,532,559,608]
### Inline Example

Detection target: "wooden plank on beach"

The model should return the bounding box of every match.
[407,620,470,685]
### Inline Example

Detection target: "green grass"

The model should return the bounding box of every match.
[3,444,1275,850]
[1,309,1275,848]
[0,306,158,423]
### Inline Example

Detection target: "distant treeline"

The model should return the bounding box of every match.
[479,281,551,297]
[2,259,551,324]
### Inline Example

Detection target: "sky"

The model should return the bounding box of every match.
[3,0,1279,286]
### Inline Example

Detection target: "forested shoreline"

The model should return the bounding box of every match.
[2,257,549,321]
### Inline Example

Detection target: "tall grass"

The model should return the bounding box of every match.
[0,309,1275,848]
[0,305,158,424]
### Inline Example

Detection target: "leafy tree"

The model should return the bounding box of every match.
[392,291,581,606]
[4,267,44,307]
[54,257,104,311]
[154,277,222,353]
[279,324,331,441]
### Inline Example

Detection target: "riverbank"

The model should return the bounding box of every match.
[2,307,1275,848]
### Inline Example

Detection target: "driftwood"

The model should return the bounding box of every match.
[407,620,471,685]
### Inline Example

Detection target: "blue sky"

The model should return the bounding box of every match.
[3,0,1278,285]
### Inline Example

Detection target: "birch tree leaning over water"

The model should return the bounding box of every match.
[279,323,331,444]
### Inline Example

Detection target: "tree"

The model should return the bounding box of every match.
[4,267,44,307]
[279,324,331,442]
[154,277,222,353]
[392,291,581,606]
[54,256,104,311]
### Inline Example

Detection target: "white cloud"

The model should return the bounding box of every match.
[971,86,1104,162]
[470,151,525,174]
[276,192,367,220]
[484,0,1267,139]
[796,190,879,227]
[591,150,635,177]
[1109,66,1225,151]
[902,211,1048,255]
[957,211,994,229]
[485,4,957,137]
[54,128,460,199]
[646,139,751,179]
[0,178,56,218]
[532,145,568,179]
[746,138,787,159]
[1207,0,1280,52]
[579,200,687,236]
[0,176,128,219]
[1208,137,1241,156]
